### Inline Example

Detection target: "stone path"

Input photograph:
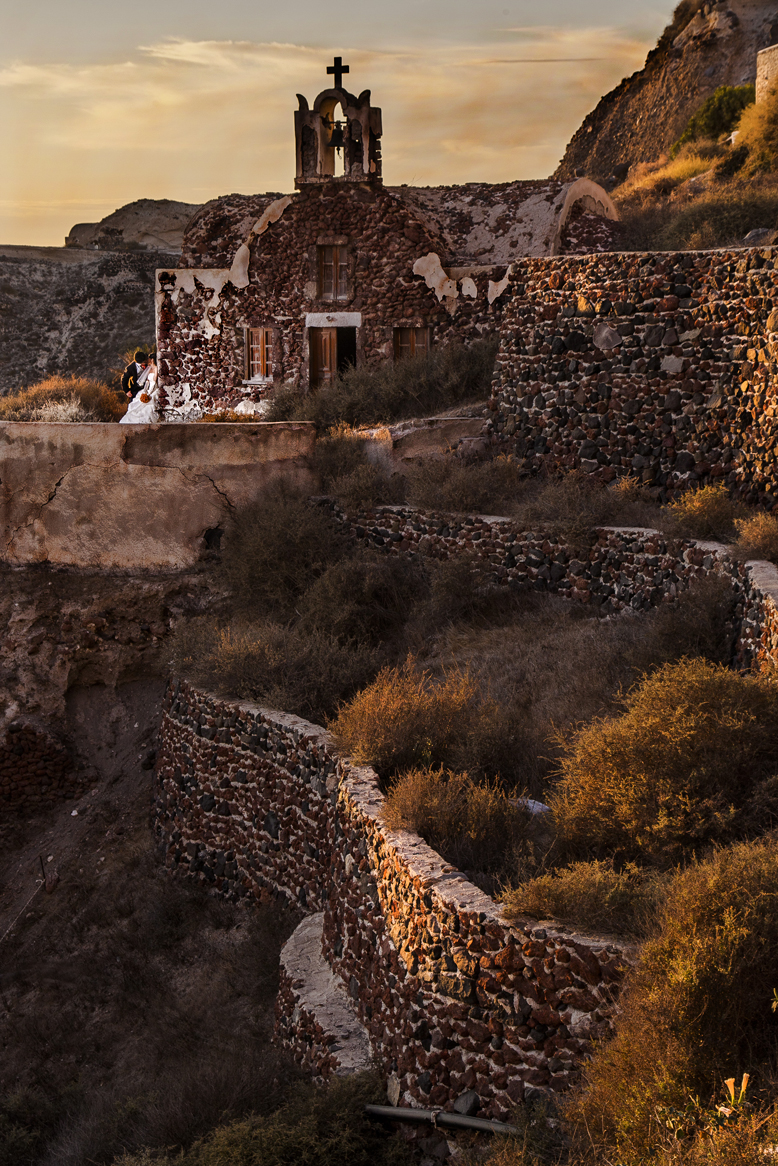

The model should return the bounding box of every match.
[280,913,372,1075]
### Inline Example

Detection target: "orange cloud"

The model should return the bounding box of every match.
[0,32,649,245]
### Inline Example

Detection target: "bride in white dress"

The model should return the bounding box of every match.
[120,355,161,424]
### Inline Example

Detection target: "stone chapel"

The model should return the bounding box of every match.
[155,58,618,413]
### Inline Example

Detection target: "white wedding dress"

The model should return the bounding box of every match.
[120,365,161,424]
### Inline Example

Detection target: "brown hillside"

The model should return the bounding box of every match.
[556,0,778,182]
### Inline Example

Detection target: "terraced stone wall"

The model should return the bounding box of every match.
[154,682,631,1119]
[154,522,778,1119]
[336,501,778,669]
[492,247,778,504]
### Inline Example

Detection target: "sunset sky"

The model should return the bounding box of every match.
[1,1,673,246]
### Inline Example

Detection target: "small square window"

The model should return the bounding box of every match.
[318,245,350,301]
[394,327,430,361]
[247,327,272,380]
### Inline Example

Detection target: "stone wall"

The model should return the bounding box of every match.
[757,44,778,102]
[0,722,77,810]
[0,421,315,569]
[152,500,778,1117]
[491,248,778,504]
[155,681,632,1119]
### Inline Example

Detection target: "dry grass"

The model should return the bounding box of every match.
[113,1073,413,1166]
[0,375,127,422]
[265,339,498,430]
[662,481,743,541]
[732,511,778,564]
[218,486,349,617]
[567,840,778,1165]
[551,658,778,866]
[172,617,381,724]
[616,150,720,203]
[0,799,300,1166]
[330,656,485,778]
[383,767,531,884]
[615,172,778,252]
[504,860,668,939]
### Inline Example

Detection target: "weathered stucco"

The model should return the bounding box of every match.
[0,422,315,569]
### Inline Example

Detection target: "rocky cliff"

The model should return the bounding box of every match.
[0,246,164,392]
[556,0,778,181]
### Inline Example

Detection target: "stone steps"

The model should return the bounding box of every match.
[278,913,372,1077]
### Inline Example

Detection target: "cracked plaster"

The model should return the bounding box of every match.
[0,422,316,569]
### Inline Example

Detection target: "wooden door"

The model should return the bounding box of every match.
[310,327,337,388]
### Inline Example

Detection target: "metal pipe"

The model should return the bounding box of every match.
[364,1104,519,1136]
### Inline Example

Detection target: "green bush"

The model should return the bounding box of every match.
[504,860,668,938]
[113,1074,412,1166]
[567,841,778,1164]
[551,657,778,865]
[265,339,498,430]
[671,85,755,157]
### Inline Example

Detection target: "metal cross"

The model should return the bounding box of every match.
[327,56,349,89]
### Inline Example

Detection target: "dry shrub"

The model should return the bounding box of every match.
[656,187,778,250]
[330,656,484,777]
[420,553,502,628]
[551,658,778,866]
[406,455,525,514]
[265,339,498,430]
[735,85,778,173]
[510,473,660,547]
[733,510,778,564]
[567,841,778,1164]
[195,410,262,422]
[0,375,127,422]
[382,767,530,882]
[504,860,668,939]
[114,1073,412,1166]
[663,481,741,540]
[297,551,425,646]
[311,426,404,507]
[417,576,735,799]
[218,487,349,616]
[173,618,380,724]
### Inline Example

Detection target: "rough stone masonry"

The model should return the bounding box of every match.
[490,247,778,505]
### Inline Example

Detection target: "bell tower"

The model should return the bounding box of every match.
[294,57,383,187]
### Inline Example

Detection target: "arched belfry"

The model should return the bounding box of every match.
[295,56,383,187]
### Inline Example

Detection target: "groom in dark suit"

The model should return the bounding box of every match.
[121,350,148,399]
